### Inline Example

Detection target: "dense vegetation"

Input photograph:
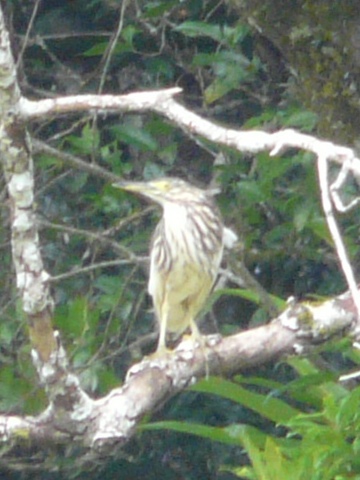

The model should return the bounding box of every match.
[1,0,360,478]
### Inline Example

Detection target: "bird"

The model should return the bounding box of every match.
[114,177,226,355]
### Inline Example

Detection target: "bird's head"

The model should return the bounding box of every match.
[113,177,206,206]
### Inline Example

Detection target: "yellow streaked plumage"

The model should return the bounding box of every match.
[114,177,225,354]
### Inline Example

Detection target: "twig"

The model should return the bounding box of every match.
[49,258,147,283]
[32,139,122,183]
[19,90,360,177]
[16,0,41,68]
[317,154,360,322]
[330,158,360,212]
[38,219,142,260]
[98,0,129,93]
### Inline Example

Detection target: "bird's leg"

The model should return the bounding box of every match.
[154,303,172,355]
[189,319,202,345]
[156,317,168,354]
[189,320,210,378]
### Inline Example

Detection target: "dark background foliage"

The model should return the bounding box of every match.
[0,0,360,478]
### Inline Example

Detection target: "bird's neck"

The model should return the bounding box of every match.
[162,202,188,233]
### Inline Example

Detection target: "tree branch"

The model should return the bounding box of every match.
[0,290,355,454]
[0,2,359,464]
[26,89,360,322]
[0,7,56,361]
[19,90,360,176]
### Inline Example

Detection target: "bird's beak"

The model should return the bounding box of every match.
[112,181,144,192]
[113,180,163,204]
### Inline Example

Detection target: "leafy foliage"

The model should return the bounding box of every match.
[0,0,359,478]
[146,360,360,479]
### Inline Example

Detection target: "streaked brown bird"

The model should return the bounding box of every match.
[114,177,226,354]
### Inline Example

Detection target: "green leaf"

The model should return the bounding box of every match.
[121,25,140,46]
[192,377,301,424]
[336,386,360,429]
[201,51,256,103]
[204,77,238,104]
[174,21,225,41]
[0,366,30,411]
[233,375,285,391]
[62,170,89,193]
[175,20,249,46]
[236,180,268,203]
[67,123,100,154]
[287,358,348,407]
[277,371,338,408]
[0,321,17,345]
[97,367,120,393]
[55,297,99,338]
[142,420,267,448]
[83,42,109,56]
[143,1,178,18]
[143,161,167,180]
[307,217,332,244]
[143,421,243,445]
[144,57,175,80]
[293,202,313,232]
[110,124,158,151]
[210,287,286,310]
[83,23,140,57]
[282,110,318,131]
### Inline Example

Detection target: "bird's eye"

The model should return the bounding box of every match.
[154,180,171,192]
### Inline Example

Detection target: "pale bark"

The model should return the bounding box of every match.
[0,3,358,461]
[0,290,356,451]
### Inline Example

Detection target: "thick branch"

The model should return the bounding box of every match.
[19,89,360,176]
[0,8,56,360]
[0,290,355,453]
[26,89,360,322]
[0,5,358,462]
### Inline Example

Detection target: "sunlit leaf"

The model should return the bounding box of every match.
[192,377,301,424]
[110,124,158,151]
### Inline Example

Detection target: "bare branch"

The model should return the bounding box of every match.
[38,218,141,260]
[26,92,360,320]
[0,2,359,463]
[49,258,147,283]
[18,90,360,175]
[0,291,355,452]
[97,0,129,94]
[317,155,360,322]
[330,158,360,212]
[0,8,56,361]
[33,139,121,183]
[15,0,41,69]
